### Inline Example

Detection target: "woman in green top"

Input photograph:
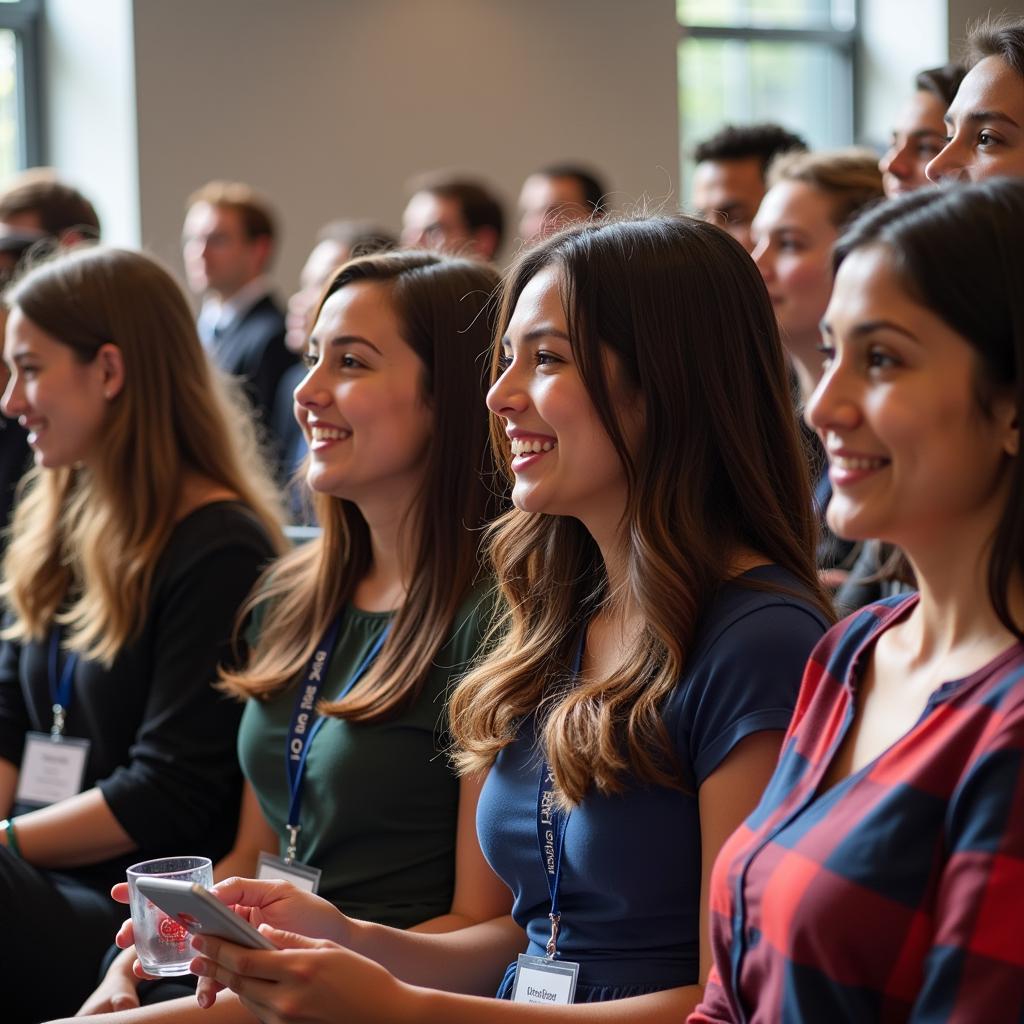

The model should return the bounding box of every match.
[76,251,511,1017]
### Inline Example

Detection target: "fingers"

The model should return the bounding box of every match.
[192,936,283,984]
[195,975,226,1010]
[114,920,135,948]
[208,875,295,910]
[257,925,323,951]
[110,881,130,904]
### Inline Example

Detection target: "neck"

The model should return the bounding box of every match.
[900,502,1022,661]
[784,333,823,406]
[580,507,639,621]
[352,494,419,613]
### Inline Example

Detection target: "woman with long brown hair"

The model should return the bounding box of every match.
[181,217,832,1022]
[75,250,509,1023]
[0,245,285,1021]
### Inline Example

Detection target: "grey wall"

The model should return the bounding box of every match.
[131,0,680,296]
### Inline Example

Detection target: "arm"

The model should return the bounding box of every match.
[192,732,785,1023]
[0,756,17,819]
[408,772,512,934]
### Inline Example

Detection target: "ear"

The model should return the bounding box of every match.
[96,343,125,401]
[992,391,1019,457]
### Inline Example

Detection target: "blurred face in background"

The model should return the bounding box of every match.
[692,157,766,252]
[518,174,591,244]
[182,202,268,300]
[285,239,351,355]
[879,90,949,197]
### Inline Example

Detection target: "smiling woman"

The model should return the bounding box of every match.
[692,179,1024,1023]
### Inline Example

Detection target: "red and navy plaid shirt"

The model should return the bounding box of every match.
[690,595,1024,1023]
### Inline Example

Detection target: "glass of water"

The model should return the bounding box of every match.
[127,855,214,976]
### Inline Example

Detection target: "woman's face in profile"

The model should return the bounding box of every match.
[879,89,948,198]
[1,307,112,469]
[293,281,432,506]
[807,245,1017,550]
[487,265,637,536]
[750,180,838,346]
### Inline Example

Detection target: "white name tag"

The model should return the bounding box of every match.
[15,732,90,806]
[510,954,579,1005]
[256,851,321,893]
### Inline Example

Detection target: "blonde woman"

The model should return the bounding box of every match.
[0,246,285,1021]
[179,218,832,1022]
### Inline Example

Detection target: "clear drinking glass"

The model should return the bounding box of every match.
[127,855,214,976]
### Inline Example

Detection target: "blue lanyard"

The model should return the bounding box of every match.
[284,616,390,861]
[535,630,585,959]
[48,628,79,737]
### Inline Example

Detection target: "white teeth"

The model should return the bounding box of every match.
[832,455,886,471]
[311,426,350,442]
[510,438,557,456]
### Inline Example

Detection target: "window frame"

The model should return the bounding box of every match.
[0,0,43,168]
[678,3,860,151]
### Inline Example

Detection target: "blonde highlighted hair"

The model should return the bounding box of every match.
[767,148,885,228]
[450,217,833,805]
[0,245,286,663]
[218,251,502,721]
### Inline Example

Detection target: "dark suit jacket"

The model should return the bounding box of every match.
[208,294,295,437]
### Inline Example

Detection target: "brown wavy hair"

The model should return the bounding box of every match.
[0,245,286,663]
[450,216,833,804]
[219,251,501,720]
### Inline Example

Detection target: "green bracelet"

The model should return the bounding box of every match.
[1,817,21,858]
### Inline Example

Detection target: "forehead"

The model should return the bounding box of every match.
[895,90,947,134]
[184,201,244,237]
[301,240,349,290]
[827,245,914,320]
[402,191,463,230]
[754,179,835,230]
[519,174,585,209]
[948,55,1024,122]
[314,279,399,333]
[506,266,566,336]
[5,305,56,354]
[692,157,765,201]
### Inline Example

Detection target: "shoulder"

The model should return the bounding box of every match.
[239,294,286,333]
[157,501,277,583]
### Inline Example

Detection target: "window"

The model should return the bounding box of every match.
[678,0,857,189]
[0,0,42,177]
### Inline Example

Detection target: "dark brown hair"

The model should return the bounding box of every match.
[0,173,100,239]
[407,173,505,250]
[451,216,832,802]
[915,63,967,106]
[220,251,502,720]
[967,15,1024,75]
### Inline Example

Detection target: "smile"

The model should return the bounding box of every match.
[830,454,888,471]
[310,426,351,442]
[510,438,556,456]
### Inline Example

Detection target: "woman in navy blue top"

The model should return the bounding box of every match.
[186,217,832,1022]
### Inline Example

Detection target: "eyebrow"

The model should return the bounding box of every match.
[308,334,382,355]
[500,326,571,348]
[945,109,1021,130]
[820,319,919,343]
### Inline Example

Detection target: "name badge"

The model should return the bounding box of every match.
[256,851,322,894]
[15,731,90,806]
[510,954,579,1005]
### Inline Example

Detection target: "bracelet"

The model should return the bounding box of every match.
[0,817,21,858]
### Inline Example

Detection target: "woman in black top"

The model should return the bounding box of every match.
[0,246,285,1021]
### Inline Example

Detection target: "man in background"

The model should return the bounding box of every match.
[517,163,608,245]
[181,180,293,434]
[691,123,807,252]
[400,173,504,262]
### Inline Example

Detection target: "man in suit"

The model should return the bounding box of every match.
[182,181,293,438]
[400,173,504,262]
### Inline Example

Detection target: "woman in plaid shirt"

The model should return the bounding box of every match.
[691,179,1024,1022]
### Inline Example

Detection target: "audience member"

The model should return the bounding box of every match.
[517,163,607,244]
[691,123,807,251]
[879,64,966,197]
[181,181,294,434]
[180,216,830,1020]
[73,251,505,1021]
[692,177,1024,1024]
[273,221,396,522]
[0,246,285,1021]
[751,148,883,578]
[400,173,504,261]
[928,15,1024,182]
[0,169,100,242]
